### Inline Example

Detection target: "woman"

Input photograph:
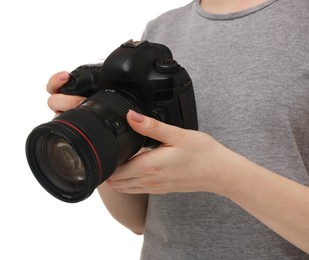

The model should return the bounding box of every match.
[47,0,309,258]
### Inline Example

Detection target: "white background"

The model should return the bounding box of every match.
[0,1,191,259]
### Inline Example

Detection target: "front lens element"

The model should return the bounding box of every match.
[36,134,86,194]
[46,136,86,189]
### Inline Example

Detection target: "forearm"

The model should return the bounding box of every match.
[102,112,309,251]
[97,182,148,234]
[218,151,309,253]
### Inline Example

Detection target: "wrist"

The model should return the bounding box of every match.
[215,151,263,199]
[205,145,255,197]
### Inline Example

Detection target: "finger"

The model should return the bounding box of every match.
[106,179,148,194]
[106,177,142,189]
[46,71,70,94]
[109,148,159,182]
[110,154,147,181]
[126,109,183,145]
[107,174,166,194]
[47,93,86,112]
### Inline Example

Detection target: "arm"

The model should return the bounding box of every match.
[46,72,148,234]
[214,148,309,253]
[97,183,148,234]
[108,110,309,253]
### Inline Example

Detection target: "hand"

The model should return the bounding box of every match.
[46,71,86,116]
[107,110,237,195]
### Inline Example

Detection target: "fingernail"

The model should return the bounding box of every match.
[128,109,144,123]
[58,71,69,81]
[79,98,86,105]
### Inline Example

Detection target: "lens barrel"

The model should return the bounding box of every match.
[26,91,145,202]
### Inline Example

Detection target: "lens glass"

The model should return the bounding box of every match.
[37,134,86,193]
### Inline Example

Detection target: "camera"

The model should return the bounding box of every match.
[26,40,198,203]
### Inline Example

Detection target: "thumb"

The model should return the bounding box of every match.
[126,110,182,145]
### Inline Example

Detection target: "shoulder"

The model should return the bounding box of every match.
[141,1,195,41]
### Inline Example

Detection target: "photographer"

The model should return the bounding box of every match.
[46,0,309,259]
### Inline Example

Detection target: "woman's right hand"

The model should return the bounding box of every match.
[46,71,86,117]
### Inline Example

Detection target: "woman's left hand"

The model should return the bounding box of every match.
[106,110,234,195]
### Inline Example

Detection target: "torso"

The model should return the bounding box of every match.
[140,0,309,259]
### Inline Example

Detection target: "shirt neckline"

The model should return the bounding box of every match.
[194,0,279,20]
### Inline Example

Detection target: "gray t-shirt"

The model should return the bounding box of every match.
[140,0,309,259]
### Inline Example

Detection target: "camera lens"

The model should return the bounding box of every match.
[43,135,86,192]
[26,90,145,202]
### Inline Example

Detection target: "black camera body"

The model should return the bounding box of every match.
[26,40,198,203]
[62,39,197,130]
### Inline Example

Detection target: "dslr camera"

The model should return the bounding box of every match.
[26,40,198,203]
